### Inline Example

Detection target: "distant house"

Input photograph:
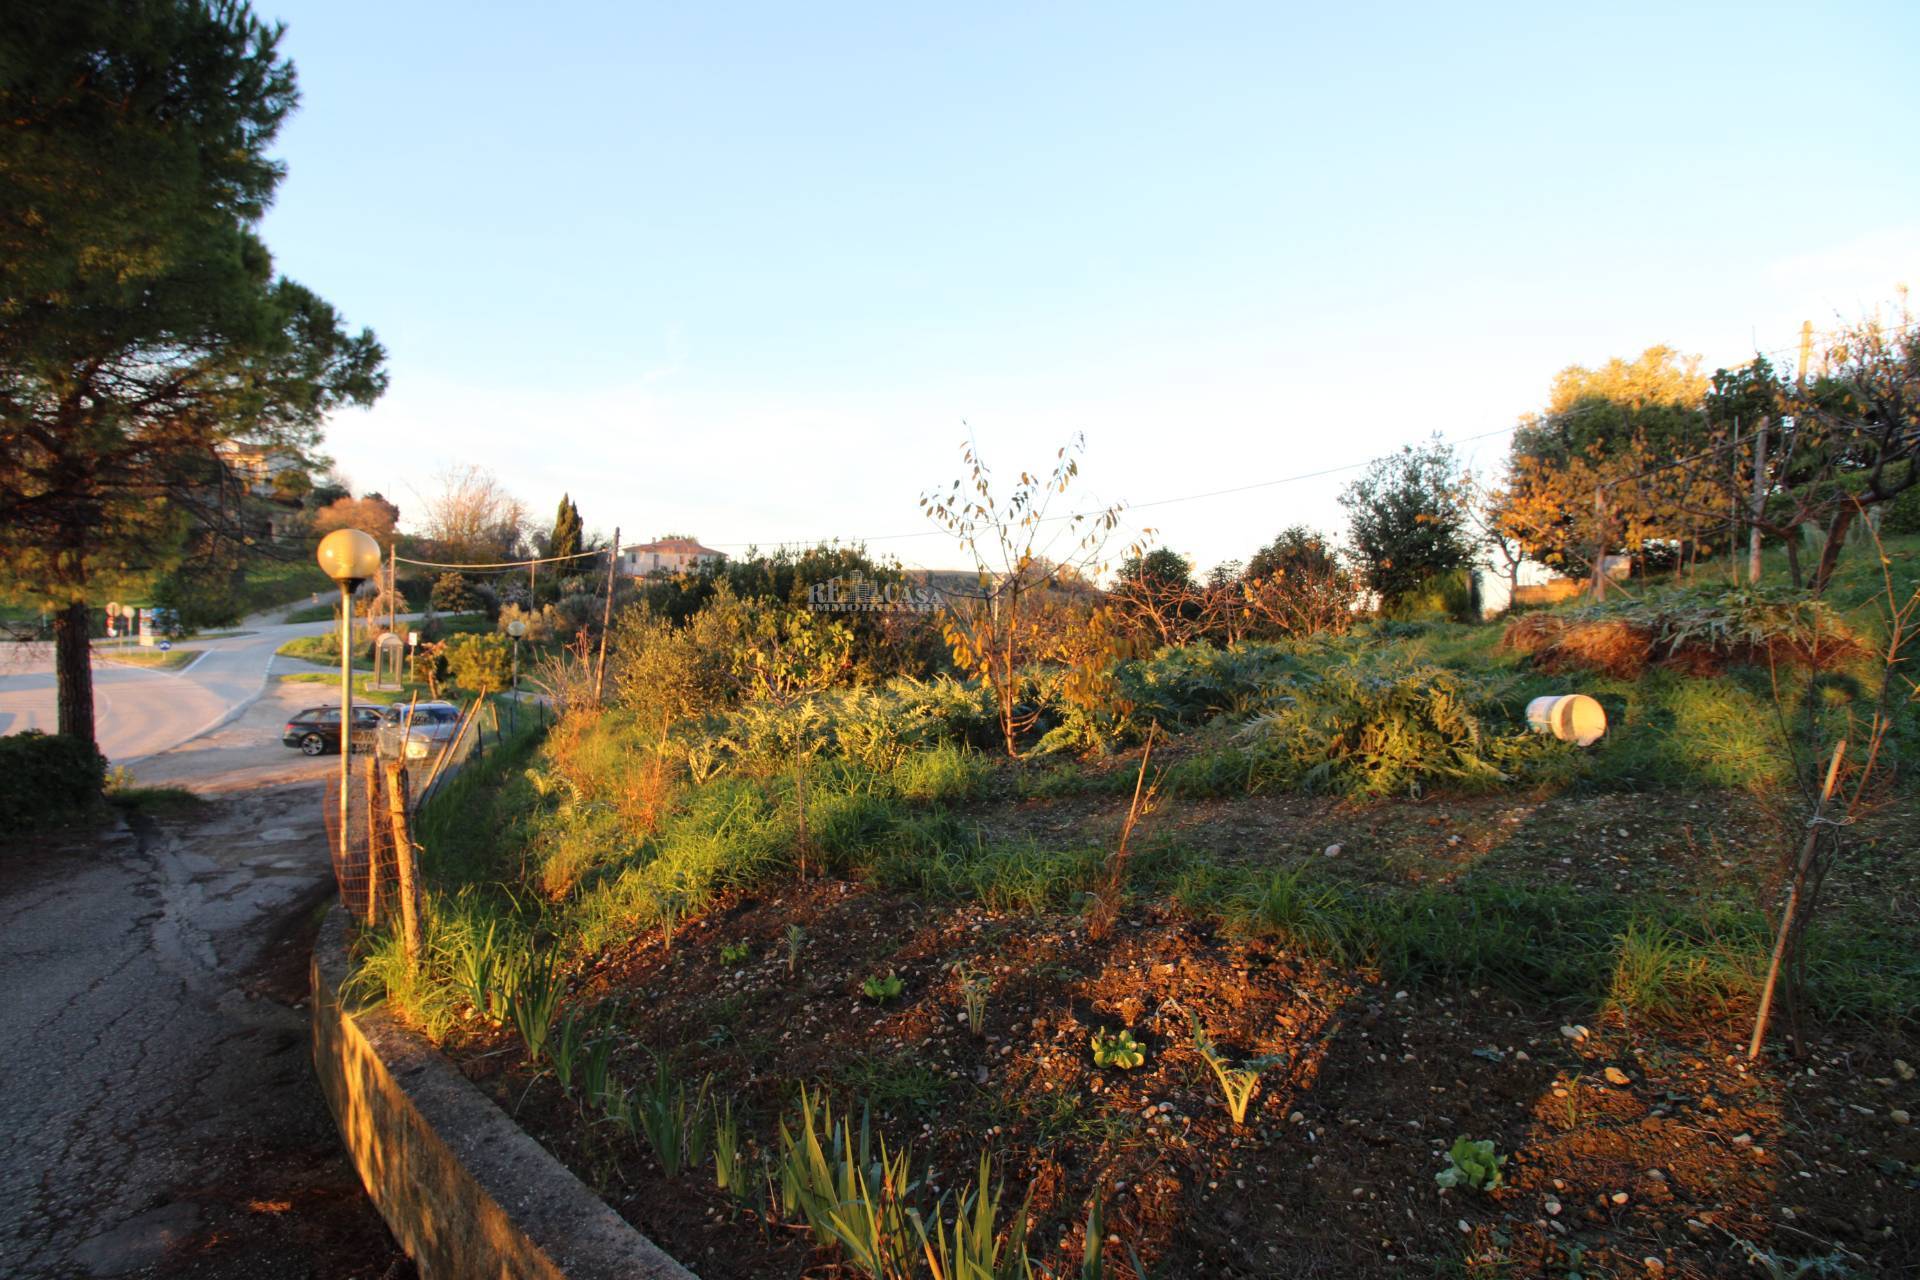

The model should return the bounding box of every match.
[619,536,725,578]
[215,441,304,496]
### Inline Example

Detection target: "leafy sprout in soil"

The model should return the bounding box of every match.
[1090,1027,1146,1070]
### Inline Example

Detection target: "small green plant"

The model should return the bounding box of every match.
[712,1096,746,1200]
[910,1152,1034,1280]
[786,923,806,976]
[549,1009,585,1092]
[449,919,508,1024]
[1435,1136,1507,1191]
[581,1033,616,1112]
[1090,1027,1146,1070]
[862,971,905,1002]
[632,1055,713,1178]
[1074,1191,1147,1279]
[719,940,751,966]
[954,963,992,1037]
[1190,1017,1273,1125]
[505,948,566,1064]
[655,885,690,953]
[776,1086,920,1278]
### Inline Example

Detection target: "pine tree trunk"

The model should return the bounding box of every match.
[53,600,97,751]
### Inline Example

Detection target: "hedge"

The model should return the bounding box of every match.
[0,731,107,831]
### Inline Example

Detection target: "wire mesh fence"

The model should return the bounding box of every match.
[324,692,543,930]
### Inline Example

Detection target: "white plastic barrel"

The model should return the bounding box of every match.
[1526,694,1607,746]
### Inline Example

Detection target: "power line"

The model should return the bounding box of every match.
[393,548,608,571]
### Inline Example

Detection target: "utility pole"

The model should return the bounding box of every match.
[1728,419,1742,582]
[388,543,398,639]
[594,525,619,704]
[1590,486,1608,602]
[1749,320,1814,585]
[1748,419,1768,584]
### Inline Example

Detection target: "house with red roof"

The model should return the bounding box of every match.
[619,536,725,578]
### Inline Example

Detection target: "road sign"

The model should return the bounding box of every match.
[106,602,121,618]
[159,640,172,652]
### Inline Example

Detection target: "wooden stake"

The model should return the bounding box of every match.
[385,761,421,964]
[363,752,384,924]
[1748,739,1847,1060]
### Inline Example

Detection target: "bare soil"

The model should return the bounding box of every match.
[441,785,1920,1279]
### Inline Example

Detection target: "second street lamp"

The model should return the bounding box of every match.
[316,527,382,920]
[506,617,526,733]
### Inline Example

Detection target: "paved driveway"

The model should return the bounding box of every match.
[0,681,411,1278]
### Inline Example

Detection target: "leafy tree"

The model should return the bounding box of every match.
[1236,527,1357,639]
[922,435,1131,756]
[1339,439,1469,609]
[0,2,386,749]
[1709,314,1917,593]
[549,493,584,565]
[1111,548,1209,646]
[729,605,854,878]
[1246,526,1343,583]
[314,495,401,548]
[1497,347,1712,572]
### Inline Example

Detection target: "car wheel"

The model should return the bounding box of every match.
[300,733,326,756]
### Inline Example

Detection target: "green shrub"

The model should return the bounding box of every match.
[430,572,479,612]
[1232,662,1532,797]
[0,731,107,830]
[445,632,513,691]
[1882,485,1920,536]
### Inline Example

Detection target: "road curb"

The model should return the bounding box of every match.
[309,907,697,1280]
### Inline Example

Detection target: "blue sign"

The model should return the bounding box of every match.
[159,640,173,652]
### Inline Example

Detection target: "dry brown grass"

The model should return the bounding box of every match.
[1502,612,1861,679]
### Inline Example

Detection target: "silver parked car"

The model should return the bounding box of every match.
[378,701,463,760]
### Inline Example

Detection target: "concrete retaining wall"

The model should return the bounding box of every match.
[310,908,696,1279]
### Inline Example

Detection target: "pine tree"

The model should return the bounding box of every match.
[0,2,386,750]
[550,493,584,564]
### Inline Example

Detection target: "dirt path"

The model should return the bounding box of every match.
[0,694,412,1277]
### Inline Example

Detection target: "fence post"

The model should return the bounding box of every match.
[363,752,384,924]
[385,760,421,964]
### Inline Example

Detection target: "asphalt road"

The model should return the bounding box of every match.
[0,614,345,763]
[0,663,413,1277]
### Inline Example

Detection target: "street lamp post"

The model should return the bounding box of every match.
[317,529,383,919]
[506,618,526,734]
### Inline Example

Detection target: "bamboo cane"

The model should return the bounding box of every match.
[1748,739,1846,1060]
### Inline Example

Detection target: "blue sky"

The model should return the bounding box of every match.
[261,1,1919,572]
